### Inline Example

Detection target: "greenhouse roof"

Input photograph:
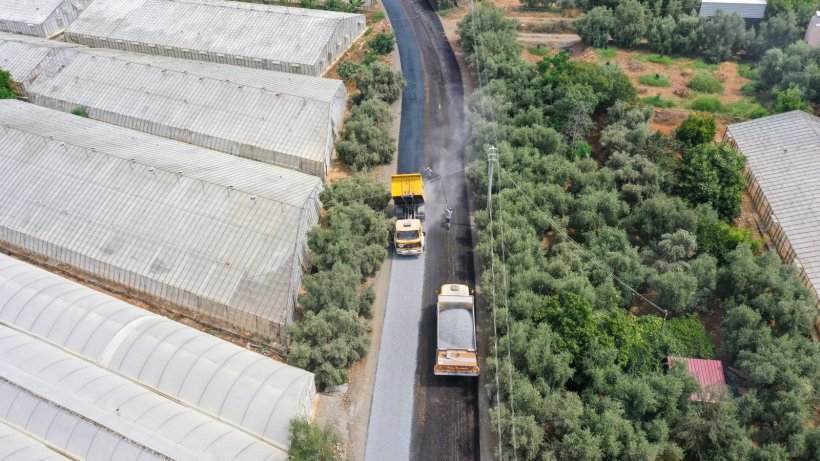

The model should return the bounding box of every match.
[0,32,347,177]
[727,111,820,297]
[0,0,73,22]
[0,252,316,460]
[0,31,77,82]
[66,0,365,75]
[0,100,321,342]
[0,0,95,37]
[0,421,70,461]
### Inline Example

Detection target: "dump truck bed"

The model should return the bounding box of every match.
[435,285,479,377]
[437,297,476,351]
[391,173,425,202]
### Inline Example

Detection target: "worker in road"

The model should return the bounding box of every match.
[445,206,453,230]
[425,165,434,179]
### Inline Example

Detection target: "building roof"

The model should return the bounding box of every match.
[806,12,820,46]
[0,32,346,177]
[726,111,820,299]
[0,100,322,343]
[66,0,365,76]
[0,0,94,38]
[699,0,767,18]
[0,420,71,461]
[668,357,727,401]
[0,252,316,460]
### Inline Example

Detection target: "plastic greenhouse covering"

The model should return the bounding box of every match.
[0,252,316,461]
[66,0,366,76]
[0,32,347,178]
[0,100,322,345]
[0,0,94,38]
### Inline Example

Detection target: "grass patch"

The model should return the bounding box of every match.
[371,10,385,21]
[690,59,720,72]
[641,95,677,108]
[737,62,758,80]
[689,95,723,112]
[636,53,677,66]
[527,45,550,57]
[687,73,724,94]
[438,6,455,16]
[596,48,617,59]
[724,100,768,119]
[638,73,671,87]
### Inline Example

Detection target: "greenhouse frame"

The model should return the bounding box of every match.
[0,0,94,38]
[0,32,347,178]
[0,252,316,460]
[725,111,820,311]
[0,100,323,345]
[0,32,79,98]
[66,0,366,77]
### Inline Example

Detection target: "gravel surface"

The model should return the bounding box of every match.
[438,308,475,350]
[364,253,425,461]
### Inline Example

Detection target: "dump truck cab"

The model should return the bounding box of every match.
[391,174,426,256]
[395,218,425,256]
[434,284,479,377]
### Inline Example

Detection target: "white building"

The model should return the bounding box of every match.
[0,252,316,460]
[66,0,366,77]
[805,12,820,46]
[0,0,94,38]
[0,100,323,345]
[699,0,767,19]
[0,32,346,178]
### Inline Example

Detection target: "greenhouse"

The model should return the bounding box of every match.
[0,421,70,461]
[0,252,316,460]
[0,100,323,345]
[0,0,94,38]
[726,111,820,306]
[66,0,366,76]
[0,32,78,98]
[0,32,347,177]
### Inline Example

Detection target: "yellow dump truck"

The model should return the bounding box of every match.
[391,174,426,256]
[434,284,480,377]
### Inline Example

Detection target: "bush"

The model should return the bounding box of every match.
[697,220,762,264]
[0,68,14,99]
[337,60,362,80]
[336,98,396,170]
[677,143,746,221]
[289,307,370,386]
[674,113,716,147]
[773,86,811,113]
[368,32,395,55]
[641,95,677,108]
[71,107,89,118]
[289,419,340,461]
[687,73,724,94]
[320,174,390,212]
[355,61,406,104]
[689,96,723,112]
[638,74,671,87]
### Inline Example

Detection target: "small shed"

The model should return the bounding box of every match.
[668,357,728,402]
[699,0,767,19]
[806,12,820,46]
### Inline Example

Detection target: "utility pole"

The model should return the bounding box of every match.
[486,145,497,212]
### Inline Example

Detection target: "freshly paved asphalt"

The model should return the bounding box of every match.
[365,0,480,458]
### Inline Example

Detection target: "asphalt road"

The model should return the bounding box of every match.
[380,0,480,458]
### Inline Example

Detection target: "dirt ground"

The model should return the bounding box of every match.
[578,48,750,105]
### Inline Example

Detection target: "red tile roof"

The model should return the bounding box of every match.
[668,356,727,402]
